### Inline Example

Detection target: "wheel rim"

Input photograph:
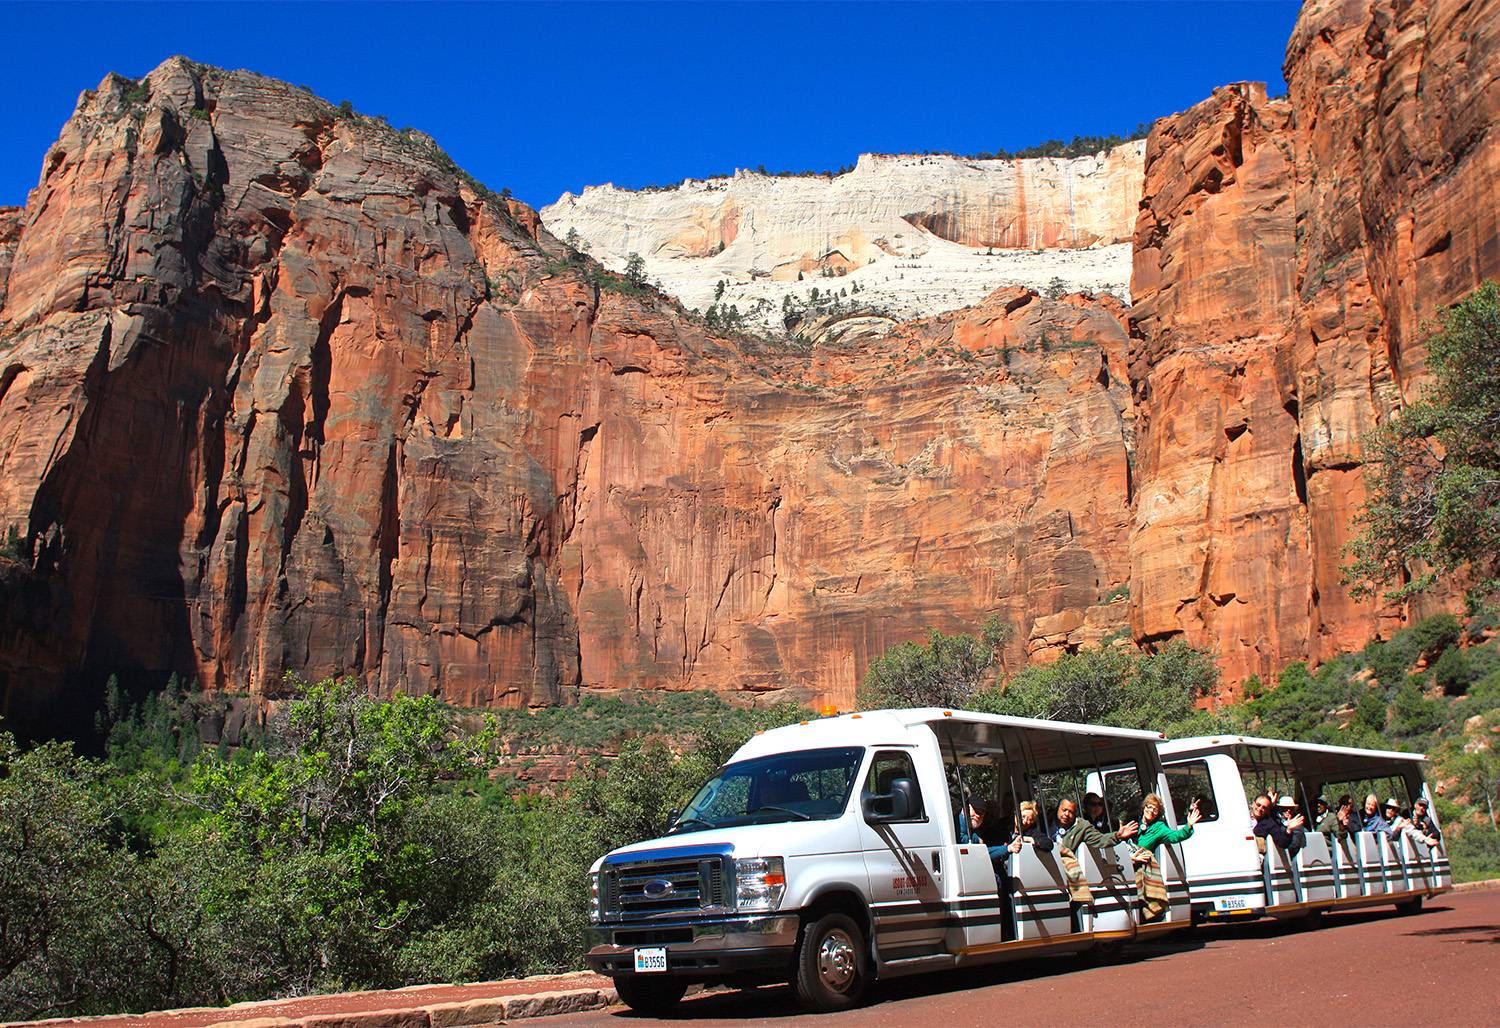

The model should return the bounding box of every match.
[816,928,857,993]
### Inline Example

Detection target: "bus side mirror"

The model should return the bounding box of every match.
[863,777,918,824]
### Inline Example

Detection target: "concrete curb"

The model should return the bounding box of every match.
[10,978,620,1028]
[178,990,619,1028]
[1449,877,1500,893]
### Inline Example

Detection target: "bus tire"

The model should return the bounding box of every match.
[1396,896,1424,916]
[613,977,688,1017]
[794,912,866,1011]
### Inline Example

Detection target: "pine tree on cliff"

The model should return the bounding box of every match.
[624,252,647,288]
[1344,281,1500,601]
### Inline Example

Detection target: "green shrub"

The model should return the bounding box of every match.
[1354,686,1388,733]
[1434,646,1479,696]
[974,640,1224,737]
[859,616,1011,710]
[1411,612,1463,659]
[1465,604,1499,640]
[1363,630,1421,688]
[1447,822,1500,883]
[0,525,26,562]
[1391,677,1440,738]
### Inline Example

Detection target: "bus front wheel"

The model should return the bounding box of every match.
[794,912,867,1011]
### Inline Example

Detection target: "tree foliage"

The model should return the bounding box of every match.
[856,615,1012,709]
[623,252,647,288]
[0,677,807,1020]
[1344,281,1500,600]
[858,620,1224,738]
[971,641,1226,737]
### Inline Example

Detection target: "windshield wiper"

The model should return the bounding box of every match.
[747,805,811,821]
[670,816,716,832]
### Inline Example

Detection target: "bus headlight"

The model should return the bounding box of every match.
[735,857,786,912]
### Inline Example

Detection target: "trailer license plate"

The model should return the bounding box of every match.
[634,947,667,973]
[1215,897,1249,912]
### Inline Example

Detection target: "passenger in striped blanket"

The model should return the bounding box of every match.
[1137,793,1201,852]
[1132,793,1197,920]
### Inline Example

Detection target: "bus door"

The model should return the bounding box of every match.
[951,834,1003,949]
[1011,842,1072,940]
[947,732,1030,950]
[1085,759,1148,936]
[858,749,947,960]
[1262,837,1302,907]
[1357,831,1387,896]
[1296,832,1336,905]
[1404,835,1433,893]
[1332,833,1364,898]
[1077,840,1134,935]
[1380,833,1410,893]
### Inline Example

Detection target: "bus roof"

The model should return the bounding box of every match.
[1160,733,1426,765]
[735,708,1164,761]
[894,707,1167,742]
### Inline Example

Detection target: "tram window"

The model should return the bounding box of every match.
[1037,769,1088,827]
[1099,765,1148,826]
[1164,760,1219,824]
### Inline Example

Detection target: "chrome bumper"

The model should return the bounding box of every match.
[584,913,800,976]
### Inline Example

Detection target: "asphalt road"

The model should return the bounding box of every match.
[531,889,1500,1027]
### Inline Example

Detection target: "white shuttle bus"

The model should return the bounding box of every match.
[584,708,1194,1015]
[1155,734,1451,926]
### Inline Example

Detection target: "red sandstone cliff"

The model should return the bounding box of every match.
[3,0,1497,728]
[1128,0,1500,690]
[0,60,1135,729]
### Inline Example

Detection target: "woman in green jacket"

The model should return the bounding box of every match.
[1137,792,1202,851]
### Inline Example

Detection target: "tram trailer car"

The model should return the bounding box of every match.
[1157,735,1451,927]
[584,708,1193,1015]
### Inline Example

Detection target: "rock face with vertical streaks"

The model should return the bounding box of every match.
[0,60,1138,732]
[1127,0,1500,691]
[3,0,1499,731]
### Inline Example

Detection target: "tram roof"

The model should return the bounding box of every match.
[1160,733,1427,775]
[738,708,1165,761]
[894,707,1166,742]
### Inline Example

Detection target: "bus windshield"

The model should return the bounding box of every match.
[669,746,864,833]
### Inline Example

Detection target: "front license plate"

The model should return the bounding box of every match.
[634,947,667,973]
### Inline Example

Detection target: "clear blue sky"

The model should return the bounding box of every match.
[1,1,1302,211]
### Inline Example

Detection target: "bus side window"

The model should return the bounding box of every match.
[1164,760,1219,824]
[865,751,925,821]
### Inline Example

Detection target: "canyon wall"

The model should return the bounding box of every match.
[2,0,1497,730]
[1128,0,1500,690]
[538,150,1141,333]
[0,59,1136,732]
[543,147,1145,272]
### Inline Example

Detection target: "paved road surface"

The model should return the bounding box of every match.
[530,890,1500,1027]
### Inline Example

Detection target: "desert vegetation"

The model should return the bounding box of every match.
[3,603,1499,1019]
[0,678,801,1019]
